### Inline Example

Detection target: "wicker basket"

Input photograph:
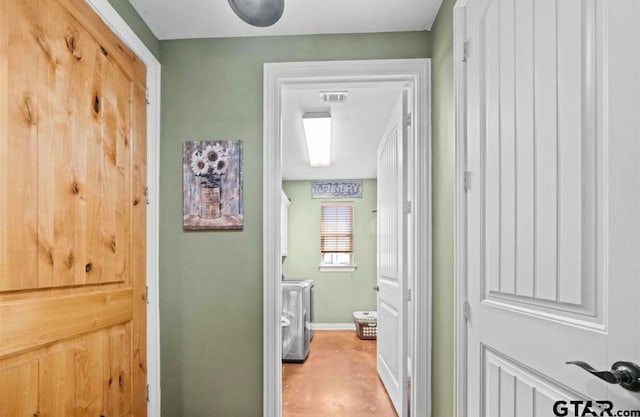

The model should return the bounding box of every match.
[353,311,377,340]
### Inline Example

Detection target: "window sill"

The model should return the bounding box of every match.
[318,265,357,272]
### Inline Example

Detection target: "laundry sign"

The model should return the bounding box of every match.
[311,180,363,198]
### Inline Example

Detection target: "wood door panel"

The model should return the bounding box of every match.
[0,324,134,417]
[37,0,97,289]
[0,361,38,417]
[0,0,146,414]
[102,58,133,286]
[39,350,76,417]
[1,0,43,291]
[74,330,105,417]
[0,289,133,357]
[103,324,132,417]
[1,0,142,292]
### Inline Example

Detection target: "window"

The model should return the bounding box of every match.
[320,201,356,271]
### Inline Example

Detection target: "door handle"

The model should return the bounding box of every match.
[566,361,640,392]
[373,286,380,292]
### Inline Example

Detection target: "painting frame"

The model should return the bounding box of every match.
[183,140,244,230]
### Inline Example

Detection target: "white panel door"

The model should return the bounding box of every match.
[377,92,408,416]
[464,0,640,415]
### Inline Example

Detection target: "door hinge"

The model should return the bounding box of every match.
[463,300,471,321]
[145,87,150,105]
[145,285,149,305]
[145,186,150,205]
[463,171,472,193]
[406,288,413,302]
[462,41,470,62]
[405,200,412,214]
[406,113,412,128]
[146,384,150,402]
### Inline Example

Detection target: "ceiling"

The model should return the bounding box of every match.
[282,84,403,181]
[128,0,443,40]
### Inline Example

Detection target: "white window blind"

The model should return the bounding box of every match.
[320,202,353,253]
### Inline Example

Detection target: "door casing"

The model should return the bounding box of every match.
[262,59,432,417]
[454,1,469,417]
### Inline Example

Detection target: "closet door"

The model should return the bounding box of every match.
[0,0,148,415]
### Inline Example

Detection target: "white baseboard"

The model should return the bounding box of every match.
[312,323,356,330]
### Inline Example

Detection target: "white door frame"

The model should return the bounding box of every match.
[263,59,432,417]
[453,1,640,414]
[82,2,162,416]
[453,1,469,417]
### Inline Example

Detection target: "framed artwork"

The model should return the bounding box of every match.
[183,140,243,230]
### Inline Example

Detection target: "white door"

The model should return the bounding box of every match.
[377,92,409,416]
[464,0,640,415]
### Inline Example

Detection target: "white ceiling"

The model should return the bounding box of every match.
[128,0,443,40]
[282,84,403,181]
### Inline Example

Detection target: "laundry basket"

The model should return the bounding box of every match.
[353,311,377,340]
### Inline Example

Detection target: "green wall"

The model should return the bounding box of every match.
[107,0,160,59]
[430,0,457,416]
[159,32,431,417]
[282,180,377,323]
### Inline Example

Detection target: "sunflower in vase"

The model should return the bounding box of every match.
[190,143,230,189]
[190,143,230,219]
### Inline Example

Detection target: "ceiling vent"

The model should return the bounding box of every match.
[320,91,348,103]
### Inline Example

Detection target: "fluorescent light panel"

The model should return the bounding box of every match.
[302,112,331,167]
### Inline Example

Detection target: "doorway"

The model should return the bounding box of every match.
[263,59,432,417]
[280,83,404,416]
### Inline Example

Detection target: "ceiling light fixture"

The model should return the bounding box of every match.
[302,112,331,167]
[227,0,284,27]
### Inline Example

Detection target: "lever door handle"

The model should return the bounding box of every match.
[566,360,640,392]
[373,286,380,292]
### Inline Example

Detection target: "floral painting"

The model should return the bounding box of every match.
[183,140,243,230]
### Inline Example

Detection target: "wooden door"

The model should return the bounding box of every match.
[0,0,147,416]
[376,92,408,417]
[463,0,640,414]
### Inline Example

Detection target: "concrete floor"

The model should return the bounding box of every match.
[282,330,398,417]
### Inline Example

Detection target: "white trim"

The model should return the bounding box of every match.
[263,59,432,417]
[318,265,357,272]
[83,2,161,417]
[312,323,356,331]
[453,2,468,417]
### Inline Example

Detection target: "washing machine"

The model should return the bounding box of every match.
[295,279,314,340]
[281,279,314,362]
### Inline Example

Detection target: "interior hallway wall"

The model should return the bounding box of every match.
[159,32,431,417]
[430,0,458,415]
[282,179,377,323]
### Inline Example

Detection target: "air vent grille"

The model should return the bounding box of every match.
[320,91,348,103]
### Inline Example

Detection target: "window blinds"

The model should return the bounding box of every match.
[320,202,354,253]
